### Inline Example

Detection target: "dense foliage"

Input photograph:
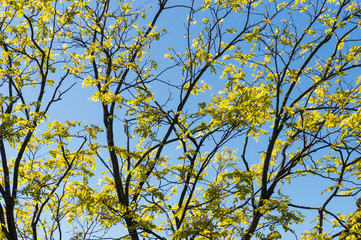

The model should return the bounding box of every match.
[0,0,361,239]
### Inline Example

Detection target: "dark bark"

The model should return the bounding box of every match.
[5,197,17,240]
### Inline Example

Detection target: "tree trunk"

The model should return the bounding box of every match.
[5,197,17,240]
[242,211,262,240]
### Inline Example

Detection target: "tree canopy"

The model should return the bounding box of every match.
[0,0,361,239]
